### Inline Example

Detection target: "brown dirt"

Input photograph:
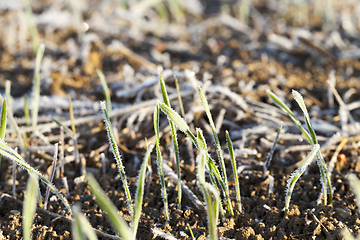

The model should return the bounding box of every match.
[0,0,360,239]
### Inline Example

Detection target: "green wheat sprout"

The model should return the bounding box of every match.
[23,173,38,240]
[131,144,154,238]
[187,223,195,240]
[196,146,220,240]
[0,99,7,166]
[101,101,133,215]
[24,95,31,126]
[72,204,99,240]
[285,144,320,214]
[174,76,185,117]
[5,81,28,159]
[154,104,170,220]
[22,0,40,54]
[86,143,154,239]
[87,174,132,240]
[158,74,182,209]
[267,89,333,209]
[96,69,112,116]
[157,101,227,220]
[32,43,45,129]
[225,131,241,213]
[198,86,234,216]
[196,128,225,220]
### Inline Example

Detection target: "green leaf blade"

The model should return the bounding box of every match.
[101,101,133,214]
[32,43,45,129]
[226,131,241,213]
[198,87,233,216]
[96,69,112,116]
[23,173,38,240]
[131,144,154,237]
[0,99,7,139]
[87,174,132,240]
[154,104,170,220]
[284,144,319,214]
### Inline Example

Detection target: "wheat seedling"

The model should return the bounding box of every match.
[131,144,154,238]
[69,0,86,44]
[174,76,185,117]
[157,101,228,219]
[22,0,40,54]
[68,96,81,168]
[267,89,333,208]
[24,95,30,127]
[154,104,170,220]
[198,86,233,216]
[196,146,220,240]
[72,204,98,240]
[196,128,225,221]
[187,223,195,240]
[0,99,7,166]
[32,43,45,129]
[285,144,320,214]
[96,69,112,116]
[5,81,28,159]
[87,174,132,240]
[225,131,241,213]
[23,173,38,240]
[101,101,133,215]
[158,74,182,209]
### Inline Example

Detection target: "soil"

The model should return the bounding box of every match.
[0,0,360,239]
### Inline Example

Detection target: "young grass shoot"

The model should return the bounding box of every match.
[131,144,154,238]
[23,173,38,240]
[32,43,45,129]
[154,104,170,220]
[87,174,132,240]
[72,205,99,240]
[267,89,333,211]
[158,74,182,209]
[101,101,133,214]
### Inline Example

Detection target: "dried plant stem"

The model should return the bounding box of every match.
[44,144,58,210]
[12,160,16,197]
[263,122,282,178]
[20,90,193,134]
[0,141,71,213]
